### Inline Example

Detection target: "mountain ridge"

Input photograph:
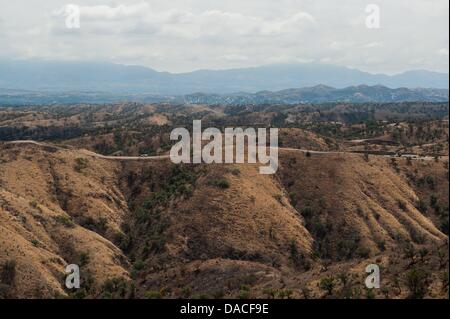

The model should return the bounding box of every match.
[1,84,447,105]
[0,60,448,95]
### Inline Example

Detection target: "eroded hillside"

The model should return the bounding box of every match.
[0,142,448,299]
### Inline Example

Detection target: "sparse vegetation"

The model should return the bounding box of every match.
[0,103,448,299]
[100,277,133,299]
[79,252,90,266]
[212,177,230,189]
[398,200,407,211]
[1,260,16,286]
[74,157,89,172]
[54,215,76,228]
[405,268,430,299]
[319,276,335,296]
[145,290,162,299]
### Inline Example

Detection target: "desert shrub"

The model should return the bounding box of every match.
[213,178,230,189]
[0,283,12,298]
[300,286,311,299]
[433,203,442,215]
[240,274,258,286]
[356,247,371,258]
[376,240,386,252]
[409,228,426,245]
[300,206,313,218]
[181,286,192,298]
[121,222,131,234]
[397,200,407,211]
[141,165,197,214]
[309,217,330,240]
[425,176,435,190]
[277,289,293,299]
[381,287,390,299]
[74,158,89,172]
[100,277,131,299]
[356,207,364,217]
[335,231,362,260]
[29,200,38,208]
[54,215,75,228]
[146,237,166,254]
[31,239,40,247]
[289,240,311,270]
[365,288,376,299]
[68,272,95,299]
[133,260,145,272]
[230,168,241,176]
[225,274,258,291]
[442,272,449,294]
[405,268,429,299]
[403,243,417,264]
[363,153,370,162]
[0,260,16,286]
[166,165,197,195]
[79,216,108,234]
[210,288,225,299]
[273,194,283,204]
[416,200,427,214]
[145,290,162,299]
[124,165,199,267]
[142,193,170,213]
[430,195,438,207]
[288,192,297,206]
[319,276,335,296]
[238,289,250,299]
[418,248,429,263]
[440,217,449,235]
[79,252,90,266]
[113,232,130,251]
[390,158,399,172]
[263,288,276,299]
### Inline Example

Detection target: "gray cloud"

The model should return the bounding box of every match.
[0,0,448,73]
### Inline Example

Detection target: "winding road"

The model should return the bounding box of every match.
[4,140,438,161]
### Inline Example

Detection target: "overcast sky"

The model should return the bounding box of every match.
[0,0,448,74]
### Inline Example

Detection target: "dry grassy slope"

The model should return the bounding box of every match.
[0,142,448,299]
[64,131,170,157]
[118,161,313,298]
[278,151,447,257]
[0,143,129,298]
[398,157,449,233]
[279,128,339,151]
[170,164,313,261]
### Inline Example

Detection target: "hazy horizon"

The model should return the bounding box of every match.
[1,58,449,76]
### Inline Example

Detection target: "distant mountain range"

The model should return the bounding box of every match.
[0,60,448,95]
[0,85,448,105]
[183,85,449,105]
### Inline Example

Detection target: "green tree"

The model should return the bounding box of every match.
[405,268,429,299]
[319,276,335,296]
